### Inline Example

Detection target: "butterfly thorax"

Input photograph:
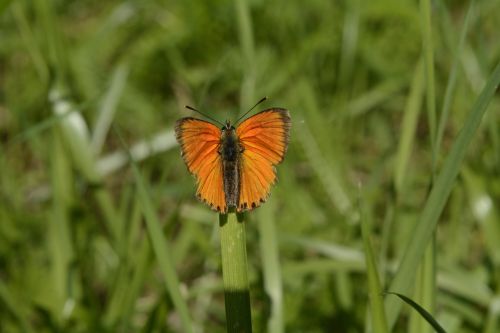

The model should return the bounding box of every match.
[220,125,239,161]
[220,124,242,210]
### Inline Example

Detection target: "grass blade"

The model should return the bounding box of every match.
[435,2,473,160]
[121,130,193,333]
[96,129,177,176]
[133,170,193,333]
[294,120,352,216]
[49,88,120,242]
[48,129,76,321]
[258,203,283,333]
[91,62,129,154]
[11,1,49,82]
[394,60,424,194]
[360,198,388,333]
[385,61,500,328]
[0,280,34,333]
[235,0,256,107]
[11,111,72,145]
[408,239,436,333]
[420,0,437,169]
[483,297,500,333]
[386,292,447,333]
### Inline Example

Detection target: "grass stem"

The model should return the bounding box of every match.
[219,212,252,333]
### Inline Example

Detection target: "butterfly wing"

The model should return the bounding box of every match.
[236,108,291,212]
[175,118,227,213]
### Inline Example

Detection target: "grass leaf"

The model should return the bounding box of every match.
[360,198,389,333]
[91,62,129,154]
[258,203,284,333]
[435,2,473,160]
[385,60,500,328]
[119,129,194,333]
[386,292,447,333]
[420,0,437,169]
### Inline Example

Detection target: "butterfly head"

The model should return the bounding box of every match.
[223,120,235,131]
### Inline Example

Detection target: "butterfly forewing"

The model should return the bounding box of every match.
[175,118,227,212]
[236,108,291,211]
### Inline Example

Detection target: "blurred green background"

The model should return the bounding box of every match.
[1,0,500,332]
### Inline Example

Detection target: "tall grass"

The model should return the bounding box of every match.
[1,0,500,332]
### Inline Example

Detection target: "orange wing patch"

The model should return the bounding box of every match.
[236,108,291,212]
[175,118,227,213]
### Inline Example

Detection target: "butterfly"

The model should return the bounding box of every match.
[175,100,291,213]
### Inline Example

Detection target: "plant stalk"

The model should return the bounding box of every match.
[219,212,252,333]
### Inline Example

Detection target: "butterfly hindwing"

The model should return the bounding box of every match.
[236,108,291,212]
[175,118,227,213]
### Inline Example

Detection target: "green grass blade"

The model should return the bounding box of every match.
[420,0,437,170]
[11,1,49,82]
[49,88,120,241]
[338,1,359,88]
[347,78,406,117]
[394,60,424,194]
[408,239,436,333]
[48,130,75,321]
[96,129,177,176]
[386,292,447,333]
[258,203,283,333]
[385,61,500,329]
[91,62,129,154]
[235,0,256,107]
[435,2,473,160]
[282,235,364,264]
[49,89,99,183]
[119,240,152,330]
[0,280,34,333]
[483,297,500,333]
[33,0,66,76]
[11,111,73,144]
[421,239,437,332]
[294,120,352,216]
[360,199,389,333]
[129,154,193,333]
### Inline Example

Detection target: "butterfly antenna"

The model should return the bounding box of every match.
[234,96,268,126]
[185,105,225,127]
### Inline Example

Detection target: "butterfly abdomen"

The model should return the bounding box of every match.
[220,128,241,210]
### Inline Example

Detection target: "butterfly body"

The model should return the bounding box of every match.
[219,123,241,210]
[175,108,291,213]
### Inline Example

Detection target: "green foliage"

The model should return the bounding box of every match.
[1,0,500,332]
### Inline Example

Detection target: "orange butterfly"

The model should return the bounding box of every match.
[175,100,291,213]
